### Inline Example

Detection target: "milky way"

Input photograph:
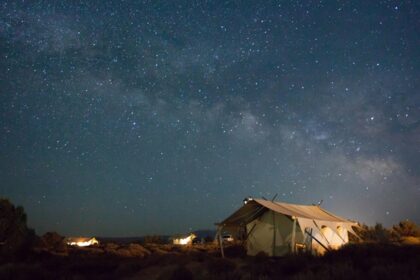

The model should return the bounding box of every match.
[0,1,419,236]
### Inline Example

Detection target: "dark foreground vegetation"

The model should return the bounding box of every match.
[1,241,419,280]
[1,198,419,280]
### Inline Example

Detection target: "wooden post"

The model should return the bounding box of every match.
[272,211,276,256]
[309,228,313,253]
[291,216,296,254]
[217,226,225,258]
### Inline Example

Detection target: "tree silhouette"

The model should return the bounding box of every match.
[0,198,35,260]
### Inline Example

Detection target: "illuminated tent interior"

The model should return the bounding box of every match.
[66,237,99,247]
[171,233,197,245]
[216,198,358,257]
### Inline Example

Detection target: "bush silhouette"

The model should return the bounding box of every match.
[41,232,68,253]
[157,265,193,280]
[354,223,394,243]
[392,220,420,238]
[354,221,420,244]
[0,198,36,261]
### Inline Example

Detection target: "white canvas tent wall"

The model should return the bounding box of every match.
[216,198,358,256]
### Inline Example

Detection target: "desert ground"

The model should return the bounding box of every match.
[1,239,419,280]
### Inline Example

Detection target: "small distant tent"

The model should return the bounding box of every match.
[216,198,358,257]
[66,237,99,247]
[171,233,197,245]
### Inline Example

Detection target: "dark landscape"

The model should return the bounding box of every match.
[1,198,420,280]
[4,243,420,280]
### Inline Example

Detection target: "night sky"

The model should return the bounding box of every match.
[0,1,419,237]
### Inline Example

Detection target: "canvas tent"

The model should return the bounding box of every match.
[66,237,99,247]
[216,198,358,257]
[171,233,197,245]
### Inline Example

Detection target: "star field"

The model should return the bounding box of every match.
[0,1,419,236]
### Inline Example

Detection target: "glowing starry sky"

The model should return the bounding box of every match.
[0,1,419,236]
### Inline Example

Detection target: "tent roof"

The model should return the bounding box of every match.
[219,199,351,226]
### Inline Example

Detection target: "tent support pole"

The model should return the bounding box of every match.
[313,220,330,247]
[217,226,225,258]
[305,229,330,253]
[335,227,346,243]
[291,216,296,254]
[245,223,257,240]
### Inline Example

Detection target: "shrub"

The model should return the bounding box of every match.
[224,244,246,258]
[114,260,144,277]
[0,263,50,280]
[41,232,67,253]
[355,223,394,243]
[207,257,236,275]
[157,265,193,280]
[392,220,420,238]
[293,261,360,280]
